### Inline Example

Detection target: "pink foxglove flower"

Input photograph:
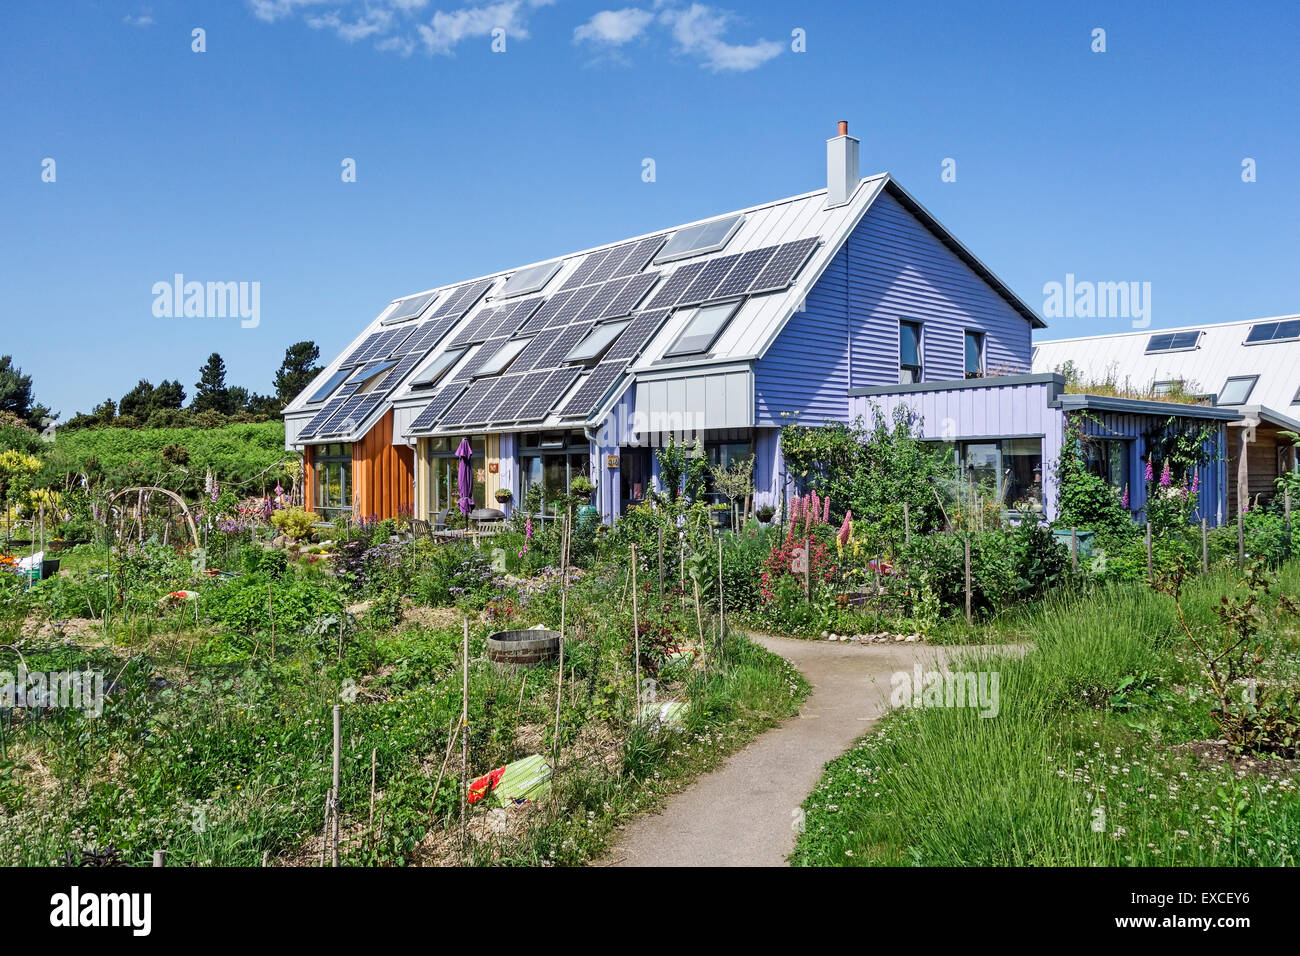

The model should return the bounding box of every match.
[1143,459,1153,483]
[1160,461,1172,487]
[1190,471,1199,494]
[1120,485,1129,509]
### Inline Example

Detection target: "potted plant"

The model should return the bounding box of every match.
[494,488,513,505]
[756,504,776,525]
[569,476,595,502]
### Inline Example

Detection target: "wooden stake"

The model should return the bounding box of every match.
[1146,522,1153,580]
[428,716,459,824]
[903,501,911,546]
[1201,517,1209,572]
[963,535,972,626]
[460,618,469,856]
[658,526,664,605]
[1237,511,1245,569]
[152,849,165,867]
[554,516,567,772]
[331,704,341,867]
[368,747,377,845]
[631,544,641,722]
[804,536,811,603]
[717,537,725,653]
[269,583,276,660]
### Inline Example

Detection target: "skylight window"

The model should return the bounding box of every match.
[381,291,438,325]
[499,261,561,298]
[1244,319,1300,344]
[348,360,398,392]
[566,320,630,364]
[1145,330,1201,353]
[655,215,744,263]
[475,338,531,376]
[664,302,740,357]
[1217,375,1258,405]
[1151,380,1182,396]
[410,349,465,389]
[307,367,351,404]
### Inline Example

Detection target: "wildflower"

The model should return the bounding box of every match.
[1190,471,1199,494]
[1159,461,1172,487]
[1120,485,1129,509]
[838,511,852,550]
[1143,459,1153,483]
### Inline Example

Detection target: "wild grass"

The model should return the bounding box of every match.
[792,562,1300,866]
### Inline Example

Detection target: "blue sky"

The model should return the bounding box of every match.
[3,0,1297,416]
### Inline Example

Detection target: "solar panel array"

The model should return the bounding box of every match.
[380,233,821,436]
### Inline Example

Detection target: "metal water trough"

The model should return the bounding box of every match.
[486,629,561,668]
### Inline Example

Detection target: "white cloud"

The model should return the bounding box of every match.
[575,3,782,71]
[660,3,782,72]
[418,0,553,55]
[307,8,395,42]
[248,0,332,23]
[573,8,654,46]
[123,11,155,27]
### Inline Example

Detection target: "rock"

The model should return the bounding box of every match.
[821,631,829,639]
[904,635,918,643]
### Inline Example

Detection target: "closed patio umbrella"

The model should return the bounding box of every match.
[455,437,474,518]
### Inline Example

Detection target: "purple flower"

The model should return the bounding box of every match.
[1121,485,1129,509]
[1143,460,1153,483]
[1159,461,1172,487]
[1190,471,1199,494]
[210,481,220,503]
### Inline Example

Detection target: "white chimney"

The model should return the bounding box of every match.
[826,120,859,208]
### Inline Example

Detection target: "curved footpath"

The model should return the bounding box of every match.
[606,634,971,867]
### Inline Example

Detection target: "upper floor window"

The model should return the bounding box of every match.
[899,321,923,384]
[1217,375,1258,405]
[964,330,984,379]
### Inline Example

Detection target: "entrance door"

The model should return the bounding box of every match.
[620,448,652,514]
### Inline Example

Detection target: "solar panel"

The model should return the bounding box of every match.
[438,378,499,427]
[448,306,501,348]
[712,246,778,299]
[431,278,493,320]
[317,395,370,436]
[534,321,596,370]
[382,291,438,325]
[656,215,743,262]
[409,384,468,432]
[1147,331,1201,353]
[574,280,625,325]
[558,360,627,419]
[514,367,581,421]
[512,331,561,372]
[339,331,385,368]
[748,237,819,294]
[460,374,526,426]
[645,261,707,310]
[587,244,634,285]
[498,261,561,298]
[603,309,671,362]
[677,253,743,306]
[522,289,577,332]
[373,353,424,393]
[602,272,659,320]
[299,398,346,439]
[560,249,612,291]
[306,367,352,404]
[490,369,552,422]
[612,236,667,278]
[496,297,543,338]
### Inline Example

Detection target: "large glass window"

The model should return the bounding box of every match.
[703,434,754,505]
[1217,375,1258,405]
[665,302,739,357]
[900,321,923,383]
[519,430,591,515]
[1081,438,1130,497]
[427,435,486,517]
[950,438,1043,512]
[313,443,352,519]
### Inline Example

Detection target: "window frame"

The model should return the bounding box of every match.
[474,337,532,377]
[1217,375,1259,406]
[664,301,741,358]
[566,319,632,364]
[964,330,985,379]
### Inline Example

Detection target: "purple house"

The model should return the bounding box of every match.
[285,122,1236,526]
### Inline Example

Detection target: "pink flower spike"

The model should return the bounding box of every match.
[1160,461,1172,487]
[1190,472,1199,494]
[1144,459,1154,482]
[838,512,852,548]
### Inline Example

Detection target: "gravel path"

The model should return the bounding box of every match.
[606,634,965,867]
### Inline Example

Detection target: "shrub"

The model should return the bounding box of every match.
[271,507,314,541]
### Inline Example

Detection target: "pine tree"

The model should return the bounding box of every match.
[273,341,323,405]
[193,353,234,415]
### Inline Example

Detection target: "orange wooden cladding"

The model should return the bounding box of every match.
[303,411,414,520]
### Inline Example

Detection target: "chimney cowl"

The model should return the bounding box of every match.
[826,121,860,208]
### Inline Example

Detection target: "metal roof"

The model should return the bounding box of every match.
[285,173,1046,446]
[1032,314,1300,420]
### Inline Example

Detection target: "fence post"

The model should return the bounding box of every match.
[1145,522,1153,580]
[331,704,341,867]
[963,536,972,626]
[152,849,166,867]
[1237,510,1245,569]
[1201,517,1209,572]
[717,537,725,652]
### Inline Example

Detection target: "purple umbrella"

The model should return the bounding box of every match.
[455,437,474,518]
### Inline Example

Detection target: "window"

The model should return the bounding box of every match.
[313,443,352,519]
[1145,330,1201,353]
[1151,380,1182,397]
[306,367,351,404]
[899,321,923,383]
[427,435,486,515]
[1293,384,1300,405]
[381,291,438,325]
[964,330,984,379]
[951,438,1043,512]
[703,434,754,506]
[519,430,590,514]
[475,338,531,376]
[1081,438,1130,499]
[664,302,739,357]
[567,319,630,364]
[1244,319,1300,344]
[656,215,744,263]
[410,349,465,389]
[1217,375,1258,405]
[346,360,398,393]
[499,261,561,298]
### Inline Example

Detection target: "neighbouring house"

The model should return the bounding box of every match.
[1032,318,1300,518]
[282,122,1244,528]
